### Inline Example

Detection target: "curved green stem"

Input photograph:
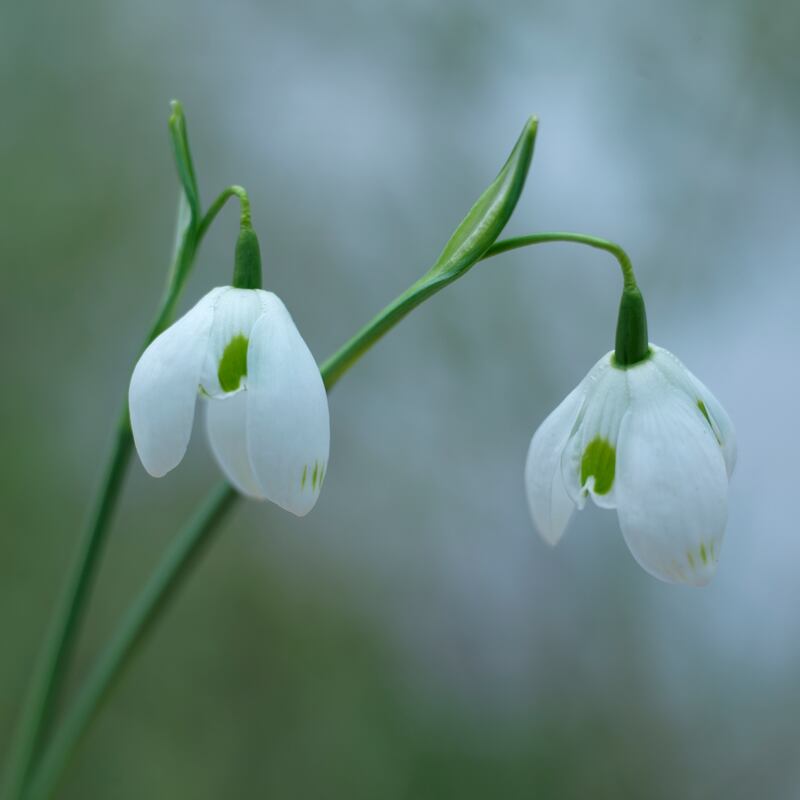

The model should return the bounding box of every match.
[22,229,636,799]
[197,185,250,240]
[0,412,133,800]
[482,232,637,290]
[24,484,239,800]
[321,232,636,388]
[482,233,648,365]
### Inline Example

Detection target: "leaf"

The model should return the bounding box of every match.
[424,116,538,284]
[171,189,193,262]
[168,100,201,226]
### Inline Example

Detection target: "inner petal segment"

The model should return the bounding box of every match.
[217,334,249,393]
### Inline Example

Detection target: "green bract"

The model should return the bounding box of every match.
[424,117,538,284]
[320,117,538,389]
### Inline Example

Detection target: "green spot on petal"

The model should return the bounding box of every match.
[217,334,249,393]
[697,400,722,445]
[312,461,319,490]
[301,465,307,490]
[580,437,616,496]
[699,543,708,565]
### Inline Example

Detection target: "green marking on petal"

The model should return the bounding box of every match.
[699,543,708,565]
[580,437,616,495]
[687,551,696,569]
[312,461,319,490]
[697,400,722,445]
[217,334,249,393]
[301,465,307,490]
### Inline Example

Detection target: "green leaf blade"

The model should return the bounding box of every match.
[168,100,201,227]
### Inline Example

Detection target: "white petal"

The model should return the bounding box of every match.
[524,384,585,545]
[245,293,330,516]
[205,392,264,500]
[198,287,267,398]
[651,346,737,477]
[129,288,224,477]
[615,366,729,586]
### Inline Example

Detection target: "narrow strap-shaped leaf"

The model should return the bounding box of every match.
[168,100,201,226]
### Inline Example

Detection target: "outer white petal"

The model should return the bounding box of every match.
[198,287,267,398]
[561,361,628,510]
[205,392,265,500]
[651,346,737,477]
[615,366,729,586]
[129,288,224,477]
[245,293,330,516]
[524,384,585,546]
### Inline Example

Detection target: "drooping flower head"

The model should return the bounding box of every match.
[129,226,329,516]
[524,265,735,585]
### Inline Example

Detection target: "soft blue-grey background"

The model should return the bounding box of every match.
[2,0,798,797]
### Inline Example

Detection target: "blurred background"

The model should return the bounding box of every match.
[1,0,798,797]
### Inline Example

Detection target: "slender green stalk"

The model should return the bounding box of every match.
[0,186,244,800]
[197,185,250,241]
[321,232,636,387]
[24,484,239,800]
[480,232,648,365]
[0,411,133,800]
[481,232,638,290]
[22,230,635,800]
[320,278,438,390]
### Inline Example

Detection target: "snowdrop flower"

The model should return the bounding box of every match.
[129,228,329,516]
[524,272,735,585]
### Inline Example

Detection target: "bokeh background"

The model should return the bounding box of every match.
[2,0,799,797]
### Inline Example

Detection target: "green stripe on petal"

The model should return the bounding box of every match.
[697,400,723,445]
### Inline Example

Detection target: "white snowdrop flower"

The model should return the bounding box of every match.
[524,254,735,587]
[525,345,735,586]
[129,274,329,517]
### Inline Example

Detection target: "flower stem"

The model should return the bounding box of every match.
[321,232,637,388]
[198,185,251,239]
[21,229,637,799]
[1,187,245,800]
[481,231,638,290]
[0,410,133,800]
[23,484,239,800]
